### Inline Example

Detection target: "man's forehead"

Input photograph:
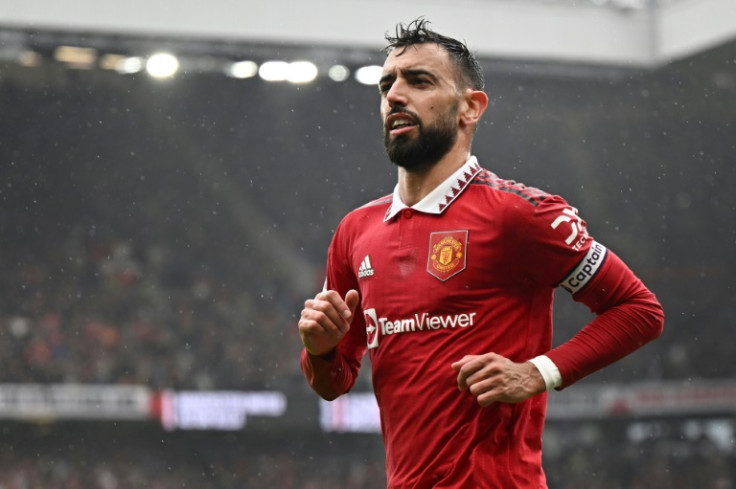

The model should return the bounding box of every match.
[382,43,451,75]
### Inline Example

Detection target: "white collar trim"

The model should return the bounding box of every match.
[384,156,482,221]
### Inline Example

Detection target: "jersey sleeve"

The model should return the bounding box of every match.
[513,194,599,288]
[511,194,664,388]
[547,249,664,387]
[300,217,368,400]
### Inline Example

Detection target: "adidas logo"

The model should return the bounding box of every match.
[358,255,375,278]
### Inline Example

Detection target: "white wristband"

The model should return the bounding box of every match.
[529,355,563,390]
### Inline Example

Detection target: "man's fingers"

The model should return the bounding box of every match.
[450,355,475,371]
[451,353,507,392]
[452,355,483,390]
[298,289,361,357]
[451,354,542,406]
[318,289,359,322]
[300,289,360,337]
[344,289,360,319]
[300,309,342,337]
[309,292,351,332]
[467,376,500,396]
[475,390,502,407]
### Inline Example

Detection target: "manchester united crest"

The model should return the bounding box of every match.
[427,230,468,281]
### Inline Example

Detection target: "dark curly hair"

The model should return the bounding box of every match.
[384,17,485,91]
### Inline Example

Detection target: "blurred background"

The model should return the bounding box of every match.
[0,1,734,487]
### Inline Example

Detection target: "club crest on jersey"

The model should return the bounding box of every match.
[427,230,468,281]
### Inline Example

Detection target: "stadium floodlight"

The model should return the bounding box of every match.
[259,60,319,83]
[227,60,259,79]
[287,61,318,84]
[327,65,350,82]
[117,56,145,74]
[258,60,290,81]
[146,52,179,79]
[54,45,97,68]
[355,65,383,85]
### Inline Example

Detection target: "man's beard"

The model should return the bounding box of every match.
[383,106,458,172]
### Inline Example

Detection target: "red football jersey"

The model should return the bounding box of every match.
[302,157,663,488]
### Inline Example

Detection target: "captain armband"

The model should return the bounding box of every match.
[559,241,608,295]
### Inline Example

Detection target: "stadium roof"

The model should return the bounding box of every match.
[1,0,735,69]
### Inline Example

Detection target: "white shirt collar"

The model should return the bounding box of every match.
[384,156,482,222]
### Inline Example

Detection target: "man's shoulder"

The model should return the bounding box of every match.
[337,193,393,227]
[470,168,550,207]
[357,194,393,211]
[330,194,392,245]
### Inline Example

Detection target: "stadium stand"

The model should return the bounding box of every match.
[0,34,734,487]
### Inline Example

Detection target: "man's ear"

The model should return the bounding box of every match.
[459,89,489,129]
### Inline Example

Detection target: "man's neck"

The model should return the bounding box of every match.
[397,147,471,207]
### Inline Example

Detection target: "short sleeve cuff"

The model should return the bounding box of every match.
[529,355,563,390]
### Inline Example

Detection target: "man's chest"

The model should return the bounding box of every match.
[350,209,514,304]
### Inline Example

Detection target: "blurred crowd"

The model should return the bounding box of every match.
[0,165,729,392]
[2,42,734,394]
[0,234,304,391]
[0,424,387,489]
[2,34,736,488]
[0,420,732,489]
[3,172,733,488]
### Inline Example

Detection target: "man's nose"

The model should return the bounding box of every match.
[385,80,408,107]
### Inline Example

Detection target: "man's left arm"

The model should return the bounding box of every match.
[454,248,663,403]
[542,248,664,389]
[454,196,664,402]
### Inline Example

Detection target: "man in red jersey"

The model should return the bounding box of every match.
[298,18,664,489]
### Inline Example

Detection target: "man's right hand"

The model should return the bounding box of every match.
[298,289,360,356]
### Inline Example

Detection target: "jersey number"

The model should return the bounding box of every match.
[550,207,584,246]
